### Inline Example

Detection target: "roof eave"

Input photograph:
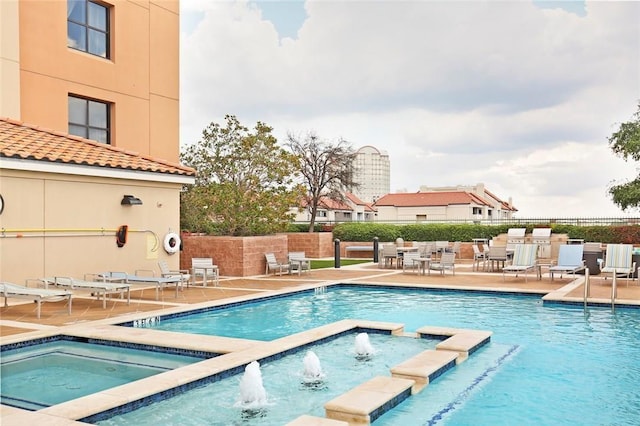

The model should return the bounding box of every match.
[0,157,196,185]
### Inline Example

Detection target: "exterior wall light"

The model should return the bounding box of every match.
[121,195,143,205]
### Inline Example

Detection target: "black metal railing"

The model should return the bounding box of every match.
[293,217,640,227]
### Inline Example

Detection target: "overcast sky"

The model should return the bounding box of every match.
[179,0,640,218]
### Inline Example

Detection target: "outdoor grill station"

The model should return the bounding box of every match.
[532,228,552,258]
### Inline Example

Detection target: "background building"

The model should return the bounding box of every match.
[375,183,516,222]
[0,0,192,284]
[351,145,390,203]
[418,183,516,220]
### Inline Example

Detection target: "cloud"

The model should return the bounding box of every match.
[180,0,640,217]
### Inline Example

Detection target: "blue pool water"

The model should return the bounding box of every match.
[97,332,445,425]
[0,340,206,410]
[128,286,640,425]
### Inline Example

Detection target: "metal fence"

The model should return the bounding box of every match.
[294,217,640,227]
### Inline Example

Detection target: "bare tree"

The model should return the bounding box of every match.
[286,132,359,232]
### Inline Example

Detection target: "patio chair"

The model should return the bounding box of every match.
[601,244,635,287]
[288,252,311,274]
[503,244,538,282]
[41,276,130,309]
[380,244,400,268]
[158,260,191,287]
[487,246,508,272]
[450,241,461,256]
[419,242,435,258]
[429,252,456,275]
[402,251,421,274]
[548,245,586,280]
[472,244,487,272]
[435,241,449,259]
[190,258,219,287]
[265,253,290,276]
[0,281,72,319]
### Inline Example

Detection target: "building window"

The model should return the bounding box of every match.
[67,0,109,58]
[472,207,482,215]
[68,95,110,144]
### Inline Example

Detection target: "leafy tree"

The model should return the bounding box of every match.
[286,132,358,232]
[180,115,302,236]
[608,102,640,210]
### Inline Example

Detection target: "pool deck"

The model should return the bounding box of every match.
[1,260,639,425]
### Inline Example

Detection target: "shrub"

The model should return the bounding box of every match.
[331,223,640,244]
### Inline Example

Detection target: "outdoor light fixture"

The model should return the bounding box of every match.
[121,195,143,206]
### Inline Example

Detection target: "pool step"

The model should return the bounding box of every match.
[287,414,349,425]
[390,349,459,393]
[324,376,414,425]
[417,326,492,363]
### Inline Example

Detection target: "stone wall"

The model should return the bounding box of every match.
[180,233,289,277]
[286,232,334,258]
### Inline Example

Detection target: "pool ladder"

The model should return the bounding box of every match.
[583,267,618,312]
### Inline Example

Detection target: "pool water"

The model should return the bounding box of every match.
[131,286,640,425]
[97,332,445,425]
[0,340,205,410]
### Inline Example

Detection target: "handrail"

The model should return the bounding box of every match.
[583,267,590,309]
[611,269,617,312]
[1,227,160,251]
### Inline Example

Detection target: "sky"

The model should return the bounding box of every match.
[179,0,640,218]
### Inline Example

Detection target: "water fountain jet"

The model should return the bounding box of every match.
[354,332,375,359]
[302,350,325,382]
[236,361,268,410]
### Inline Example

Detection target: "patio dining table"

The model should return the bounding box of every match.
[414,257,431,275]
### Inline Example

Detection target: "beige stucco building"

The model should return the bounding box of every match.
[0,0,194,284]
[374,183,517,222]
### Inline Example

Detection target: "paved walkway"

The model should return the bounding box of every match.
[2,260,638,337]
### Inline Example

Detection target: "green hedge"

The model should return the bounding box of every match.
[331,222,640,244]
[286,223,325,233]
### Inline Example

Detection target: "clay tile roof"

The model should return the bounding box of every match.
[346,192,366,205]
[374,191,492,207]
[484,188,518,211]
[345,193,376,212]
[0,117,195,176]
[318,197,352,211]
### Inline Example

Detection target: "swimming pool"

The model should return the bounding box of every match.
[0,337,210,410]
[122,285,640,425]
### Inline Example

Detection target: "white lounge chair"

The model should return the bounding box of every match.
[158,260,191,287]
[548,245,586,280]
[265,253,290,275]
[601,244,635,287]
[97,271,183,300]
[503,244,538,282]
[41,277,130,309]
[0,281,72,319]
